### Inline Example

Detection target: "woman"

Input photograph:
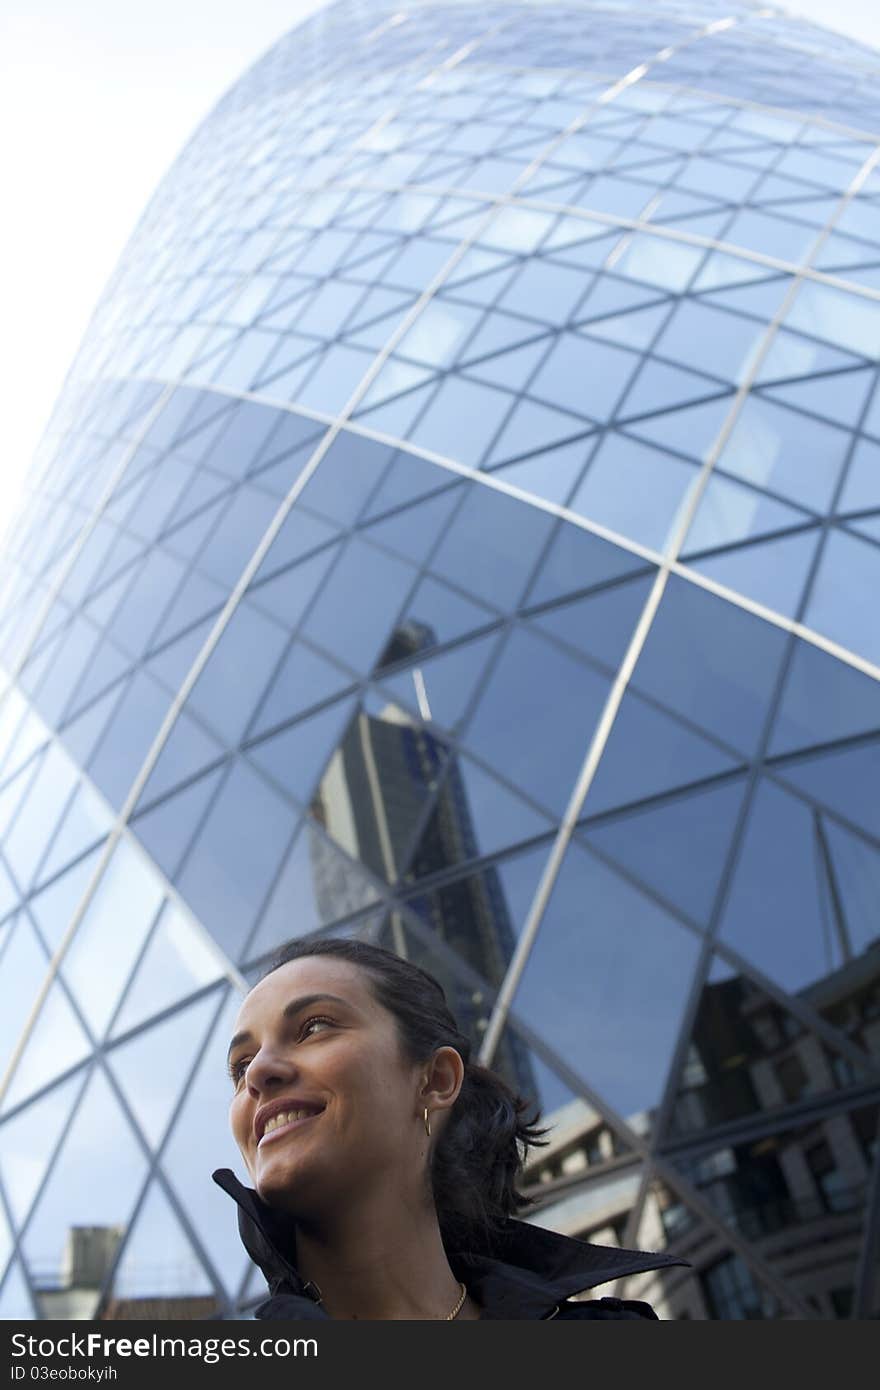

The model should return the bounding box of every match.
[213,935,685,1319]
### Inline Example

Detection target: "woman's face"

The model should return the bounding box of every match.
[227,955,428,1217]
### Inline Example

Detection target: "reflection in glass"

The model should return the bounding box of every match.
[512,841,702,1128]
[669,955,872,1138]
[100,1181,216,1320]
[22,1068,148,1319]
[160,991,252,1298]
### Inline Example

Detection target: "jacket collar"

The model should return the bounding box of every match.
[213,1168,687,1319]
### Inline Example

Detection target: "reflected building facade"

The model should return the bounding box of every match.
[0,0,879,1320]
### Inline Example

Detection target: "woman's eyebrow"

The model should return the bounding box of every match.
[226,992,351,1063]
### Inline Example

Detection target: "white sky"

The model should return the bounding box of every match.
[0,0,878,542]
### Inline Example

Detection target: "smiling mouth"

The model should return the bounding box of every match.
[258,1109,323,1149]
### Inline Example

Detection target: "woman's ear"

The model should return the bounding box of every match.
[421,1046,465,1116]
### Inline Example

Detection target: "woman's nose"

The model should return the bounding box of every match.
[245,1045,299,1096]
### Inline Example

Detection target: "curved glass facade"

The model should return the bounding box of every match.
[0,0,879,1320]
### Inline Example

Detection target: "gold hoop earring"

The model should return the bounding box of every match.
[423,1107,432,1138]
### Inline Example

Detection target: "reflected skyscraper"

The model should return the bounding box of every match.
[0,0,879,1319]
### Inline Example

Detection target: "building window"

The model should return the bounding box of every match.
[702,1254,773,1320]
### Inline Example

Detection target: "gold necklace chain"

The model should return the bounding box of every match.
[445,1281,467,1320]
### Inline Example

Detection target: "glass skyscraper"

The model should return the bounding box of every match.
[0,0,879,1321]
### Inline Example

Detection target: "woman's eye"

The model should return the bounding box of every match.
[300,1016,333,1038]
[230,1059,250,1087]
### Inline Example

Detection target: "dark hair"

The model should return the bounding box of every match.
[263,935,547,1252]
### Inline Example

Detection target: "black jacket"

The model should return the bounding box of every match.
[213,1168,688,1321]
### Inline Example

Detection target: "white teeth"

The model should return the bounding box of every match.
[262,1109,314,1136]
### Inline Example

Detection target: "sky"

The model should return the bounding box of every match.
[0,0,878,543]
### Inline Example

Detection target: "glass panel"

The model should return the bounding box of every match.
[245,820,382,967]
[674,1103,878,1319]
[111,900,224,1037]
[27,847,102,951]
[569,433,698,551]
[530,573,653,672]
[583,776,746,926]
[0,1261,36,1319]
[21,1068,148,1319]
[408,376,515,467]
[652,301,765,385]
[464,625,612,814]
[0,916,50,1081]
[61,838,164,1040]
[720,777,880,1021]
[785,281,880,359]
[404,844,550,987]
[246,695,357,809]
[1,977,92,1115]
[192,486,279,590]
[769,634,880,758]
[687,528,820,620]
[405,754,553,880]
[87,671,174,810]
[529,332,639,422]
[666,954,873,1140]
[308,692,447,883]
[248,640,354,740]
[302,537,415,674]
[528,516,650,605]
[175,759,299,961]
[160,990,252,1298]
[619,1174,784,1320]
[106,992,219,1149]
[186,598,290,747]
[365,487,462,567]
[428,483,555,611]
[684,474,810,553]
[36,781,112,887]
[132,765,226,881]
[804,529,880,667]
[377,631,502,734]
[629,575,788,755]
[134,708,225,807]
[512,841,702,1128]
[390,575,496,654]
[2,744,79,891]
[102,1180,217,1317]
[0,1074,83,1229]
[717,394,845,514]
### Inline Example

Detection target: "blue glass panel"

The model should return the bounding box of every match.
[298,431,394,525]
[377,633,502,734]
[785,281,880,359]
[720,779,853,993]
[302,537,415,674]
[583,777,746,925]
[246,696,357,809]
[684,474,811,552]
[839,439,880,512]
[631,575,789,755]
[464,625,611,814]
[364,487,462,566]
[620,359,726,418]
[132,766,225,881]
[718,396,849,513]
[429,484,555,611]
[193,485,279,589]
[295,342,375,414]
[530,573,653,672]
[770,636,880,757]
[393,576,495,652]
[653,301,765,384]
[689,528,820,619]
[406,374,517,467]
[570,433,697,551]
[762,368,874,431]
[587,686,741,816]
[406,756,552,879]
[186,599,289,747]
[529,332,639,422]
[513,841,702,1121]
[249,640,354,739]
[175,760,298,959]
[778,741,880,842]
[87,672,173,810]
[804,529,880,667]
